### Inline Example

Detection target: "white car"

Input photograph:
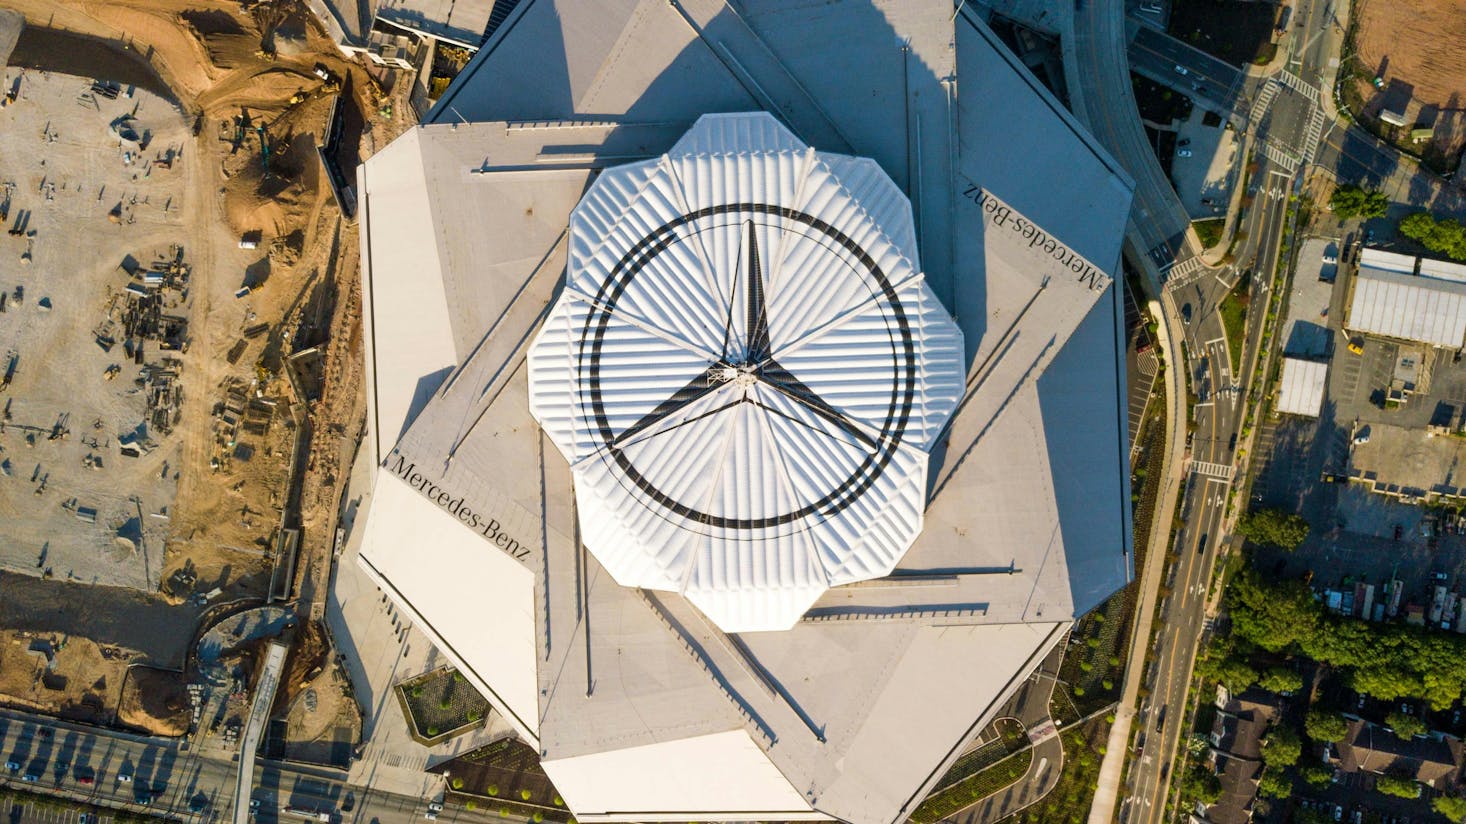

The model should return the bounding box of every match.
[1177,149,1193,158]
[1175,65,1189,75]
[117,773,132,783]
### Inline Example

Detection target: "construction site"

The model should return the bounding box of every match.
[0,0,384,746]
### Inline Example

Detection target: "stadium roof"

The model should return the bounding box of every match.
[351,2,1134,821]
[526,114,964,632]
[1276,357,1327,418]
[1348,266,1466,348]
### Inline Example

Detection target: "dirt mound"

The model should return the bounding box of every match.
[118,665,191,736]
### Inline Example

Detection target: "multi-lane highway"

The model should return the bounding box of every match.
[1119,0,1340,821]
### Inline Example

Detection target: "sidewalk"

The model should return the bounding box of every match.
[1087,291,1190,824]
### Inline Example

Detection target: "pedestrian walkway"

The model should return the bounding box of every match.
[1249,78,1280,125]
[1276,68,1320,102]
[1164,256,1204,290]
[1302,106,1326,165]
[1188,460,1234,481]
[1262,140,1301,173]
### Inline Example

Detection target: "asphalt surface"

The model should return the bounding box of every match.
[0,709,504,824]
[1128,26,1244,117]
[1120,0,1341,821]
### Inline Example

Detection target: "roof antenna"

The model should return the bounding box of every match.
[448,106,469,127]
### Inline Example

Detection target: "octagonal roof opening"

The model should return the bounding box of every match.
[528,113,965,632]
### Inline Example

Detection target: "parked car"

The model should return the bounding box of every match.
[1177,149,1193,158]
[1181,303,1193,325]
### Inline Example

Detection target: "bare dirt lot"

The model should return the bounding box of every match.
[0,0,376,738]
[1353,0,1466,166]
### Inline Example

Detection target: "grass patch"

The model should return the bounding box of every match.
[396,667,490,745]
[1219,279,1248,375]
[909,747,1033,823]
[1168,0,1279,66]
[1193,218,1225,249]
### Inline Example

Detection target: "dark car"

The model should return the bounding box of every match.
[1198,534,1209,554]
[1181,303,1193,325]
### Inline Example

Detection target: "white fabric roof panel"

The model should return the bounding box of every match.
[1348,267,1466,348]
[1358,247,1417,274]
[356,473,541,737]
[1276,358,1328,418]
[542,730,823,822]
[529,113,964,632]
[1420,257,1466,284]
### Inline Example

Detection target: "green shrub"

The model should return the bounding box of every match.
[487,785,499,796]
[451,778,464,790]
[427,726,439,736]
[520,790,532,801]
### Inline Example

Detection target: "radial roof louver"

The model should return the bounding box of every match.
[528,113,964,632]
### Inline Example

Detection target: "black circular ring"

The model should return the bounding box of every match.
[577,203,916,530]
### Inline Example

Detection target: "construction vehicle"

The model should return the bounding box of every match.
[104,364,121,381]
[256,123,270,173]
[1,353,16,392]
[1348,336,1364,355]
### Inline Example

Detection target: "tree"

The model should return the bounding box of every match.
[1375,774,1421,798]
[1305,709,1349,743]
[1433,793,1466,823]
[1261,724,1302,768]
[1399,211,1466,261]
[1227,571,1320,653]
[1298,763,1334,788]
[1237,508,1311,551]
[1258,667,1303,695]
[1181,765,1222,805]
[1329,185,1388,219]
[1258,769,1293,799]
[1199,654,1259,692]
[1385,710,1426,739]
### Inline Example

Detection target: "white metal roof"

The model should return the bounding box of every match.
[1420,257,1466,284]
[1348,266,1466,348]
[1276,357,1328,418]
[527,113,964,632]
[1358,247,1417,274]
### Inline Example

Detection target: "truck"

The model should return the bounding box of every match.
[283,807,331,822]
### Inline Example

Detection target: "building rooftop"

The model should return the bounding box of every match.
[351,2,1134,821]
[1347,265,1466,348]
[1336,719,1463,787]
[1276,357,1328,418]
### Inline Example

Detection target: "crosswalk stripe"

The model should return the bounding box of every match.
[1165,256,1205,291]
[1189,460,1234,481]
[1277,69,1320,102]
[1249,79,1280,124]
[1263,140,1300,172]
[1302,107,1325,165]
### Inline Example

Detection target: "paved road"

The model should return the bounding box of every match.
[1128,25,1245,117]
[1120,0,1337,821]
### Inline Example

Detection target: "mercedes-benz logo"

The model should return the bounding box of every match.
[577,203,918,533]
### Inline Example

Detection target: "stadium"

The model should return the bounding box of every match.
[353,1,1135,821]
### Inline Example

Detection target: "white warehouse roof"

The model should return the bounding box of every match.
[1420,257,1466,284]
[1358,247,1417,274]
[1276,357,1328,418]
[349,2,1134,822]
[527,114,964,632]
[1348,266,1466,348]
